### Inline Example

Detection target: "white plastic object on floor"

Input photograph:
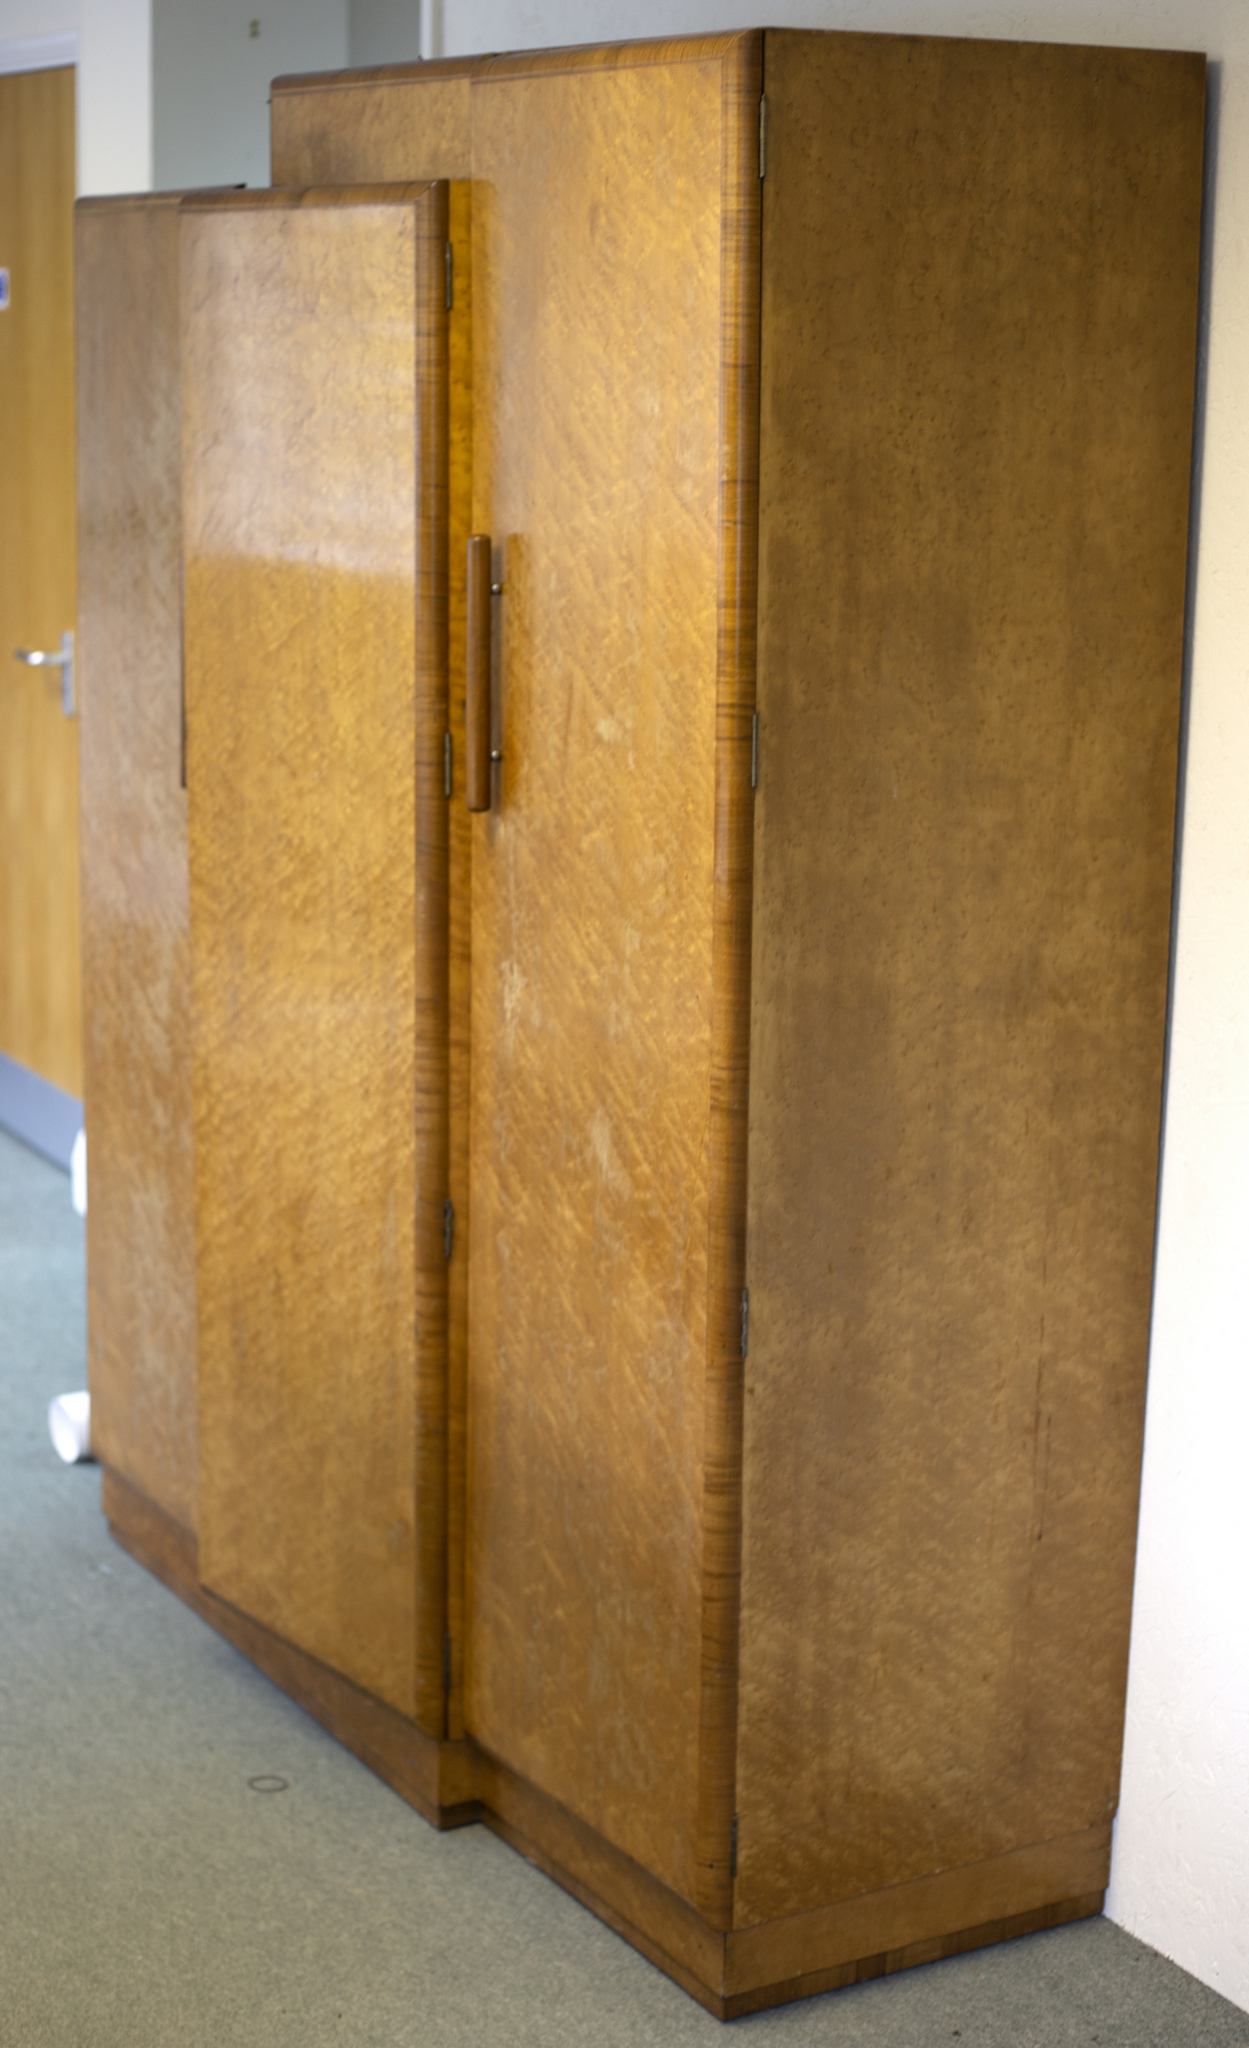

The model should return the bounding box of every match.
[70,1127,86,1215]
[49,1391,91,1464]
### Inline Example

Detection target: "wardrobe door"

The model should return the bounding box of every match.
[465,38,759,1915]
[77,193,198,1538]
[182,184,451,1727]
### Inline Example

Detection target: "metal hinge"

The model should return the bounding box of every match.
[444,730,453,798]
[730,1814,739,1879]
[750,712,759,790]
[740,1289,749,1359]
[443,1198,455,1260]
[445,241,453,310]
[759,95,768,179]
[443,1632,453,1693]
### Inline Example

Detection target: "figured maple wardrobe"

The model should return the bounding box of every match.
[271,28,1205,2013]
[78,24,1204,2020]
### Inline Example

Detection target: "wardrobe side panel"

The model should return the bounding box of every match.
[738,31,1203,1926]
[466,53,723,1906]
[185,189,446,1722]
[270,65,471,185]
[77,195,198,1535]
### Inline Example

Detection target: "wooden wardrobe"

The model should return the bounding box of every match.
[81,28,1205,2019]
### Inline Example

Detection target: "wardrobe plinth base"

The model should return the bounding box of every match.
[474,1744,1108,2019]
[101,1467,1108,2015]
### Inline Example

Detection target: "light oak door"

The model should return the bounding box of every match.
[182,184,453,1727]
[0,64,80,1096]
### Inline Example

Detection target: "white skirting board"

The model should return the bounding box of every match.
[0,1049,82,1174]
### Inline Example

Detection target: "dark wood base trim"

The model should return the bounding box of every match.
[483,1781,1103,2022]
[101,1469,1107,2017]
[721,1890,1105,2019]
[477,1746,727,2002]
[475,1740,1107,2019]
[101,1467,479,1829]
[727,1820,1112,1996]
[481,1802,729,2020]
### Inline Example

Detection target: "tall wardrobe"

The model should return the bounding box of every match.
[77,29,1205,2019]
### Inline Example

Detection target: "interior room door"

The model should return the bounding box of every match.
[0,63,80,1098]
[183,182,453,1727]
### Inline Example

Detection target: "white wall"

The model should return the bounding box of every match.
[349,0,423,65]
[0,0,152,192]
[0,0,353,193]
[152,0,347,190]
[0,0,352,193]
[413,0,1249,2011]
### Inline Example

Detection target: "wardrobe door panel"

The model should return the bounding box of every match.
[466,52,725,1903]
[183,184,450,1724]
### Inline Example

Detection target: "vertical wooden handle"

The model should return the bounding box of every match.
[466,533,492,812]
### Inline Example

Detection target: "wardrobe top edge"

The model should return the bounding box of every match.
[270,25,1205,102]
[76,187,240,215]
[77,183,441,217]
[179,182,440,215]
[270,30,756,99]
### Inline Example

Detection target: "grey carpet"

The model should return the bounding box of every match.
[2,1124,1246,2047]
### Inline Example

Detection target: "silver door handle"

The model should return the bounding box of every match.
[13,630,74,717]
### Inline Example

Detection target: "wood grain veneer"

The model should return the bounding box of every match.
[735,29,1204,1928]
[465,35,741,1910]
[77,192,200,1533]
[183,183,450,1723]
[270,57,473,186]
[0,65,80,1095]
